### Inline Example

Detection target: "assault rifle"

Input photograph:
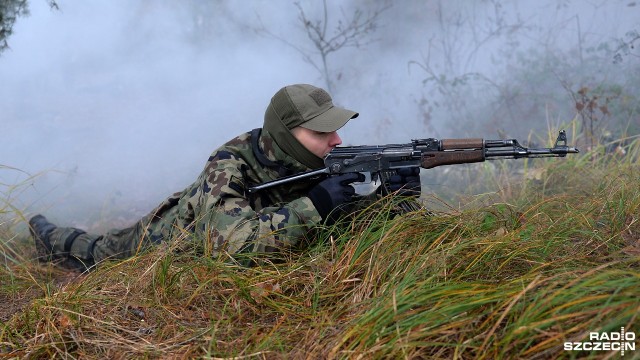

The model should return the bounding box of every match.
[247,130,579,194]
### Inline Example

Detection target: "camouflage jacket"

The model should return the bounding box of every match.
[142,128,323,261]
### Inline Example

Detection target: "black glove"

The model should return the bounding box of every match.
[308,173,365,224]
[387,167,421,197]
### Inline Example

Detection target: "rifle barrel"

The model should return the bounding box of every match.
[486,146,579,158]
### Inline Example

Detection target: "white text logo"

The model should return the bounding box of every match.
[564,327,636,356]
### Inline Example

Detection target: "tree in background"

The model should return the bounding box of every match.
[484,23,640,144]
[407,0,529,137]
[0,0,57,55]
[409,0,639,144]
[0,0,28,53]
[258,0,389,94]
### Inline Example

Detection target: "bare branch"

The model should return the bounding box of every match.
[273,1,390,92]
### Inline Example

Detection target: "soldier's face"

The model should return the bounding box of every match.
[291,126,342,158]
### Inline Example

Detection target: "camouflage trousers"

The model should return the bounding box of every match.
[43,187,192,264]
[47,213,160,264]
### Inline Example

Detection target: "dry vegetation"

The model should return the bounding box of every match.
[1,136,639,359]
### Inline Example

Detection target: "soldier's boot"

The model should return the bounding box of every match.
[29,214,97,272]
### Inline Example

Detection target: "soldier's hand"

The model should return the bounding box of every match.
[308,173,365,224]
[387,167,421,197]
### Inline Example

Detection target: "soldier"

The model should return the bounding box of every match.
[29,84,421,271]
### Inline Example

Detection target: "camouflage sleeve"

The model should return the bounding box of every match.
[194,151,323,261]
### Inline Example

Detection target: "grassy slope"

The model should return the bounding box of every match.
[1,144,639,359]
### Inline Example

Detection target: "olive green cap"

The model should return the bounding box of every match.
[263,84,358,169]
[266,84,359,132]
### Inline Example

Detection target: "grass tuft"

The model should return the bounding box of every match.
[1,139,639,358]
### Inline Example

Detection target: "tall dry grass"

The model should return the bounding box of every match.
[1,135,638,359]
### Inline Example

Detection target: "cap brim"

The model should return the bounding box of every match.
[299,106,358,132]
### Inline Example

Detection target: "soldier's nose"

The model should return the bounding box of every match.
[331,132,342,146]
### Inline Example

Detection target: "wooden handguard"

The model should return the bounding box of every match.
[440,138,484,150]
[420,149,485,169]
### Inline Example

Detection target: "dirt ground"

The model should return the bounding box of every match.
[1,263,85,323]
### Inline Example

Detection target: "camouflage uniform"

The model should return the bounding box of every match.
[44,128,323,266]
[31,84,421,271]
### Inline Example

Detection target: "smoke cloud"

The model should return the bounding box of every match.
[1,0,636,228]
